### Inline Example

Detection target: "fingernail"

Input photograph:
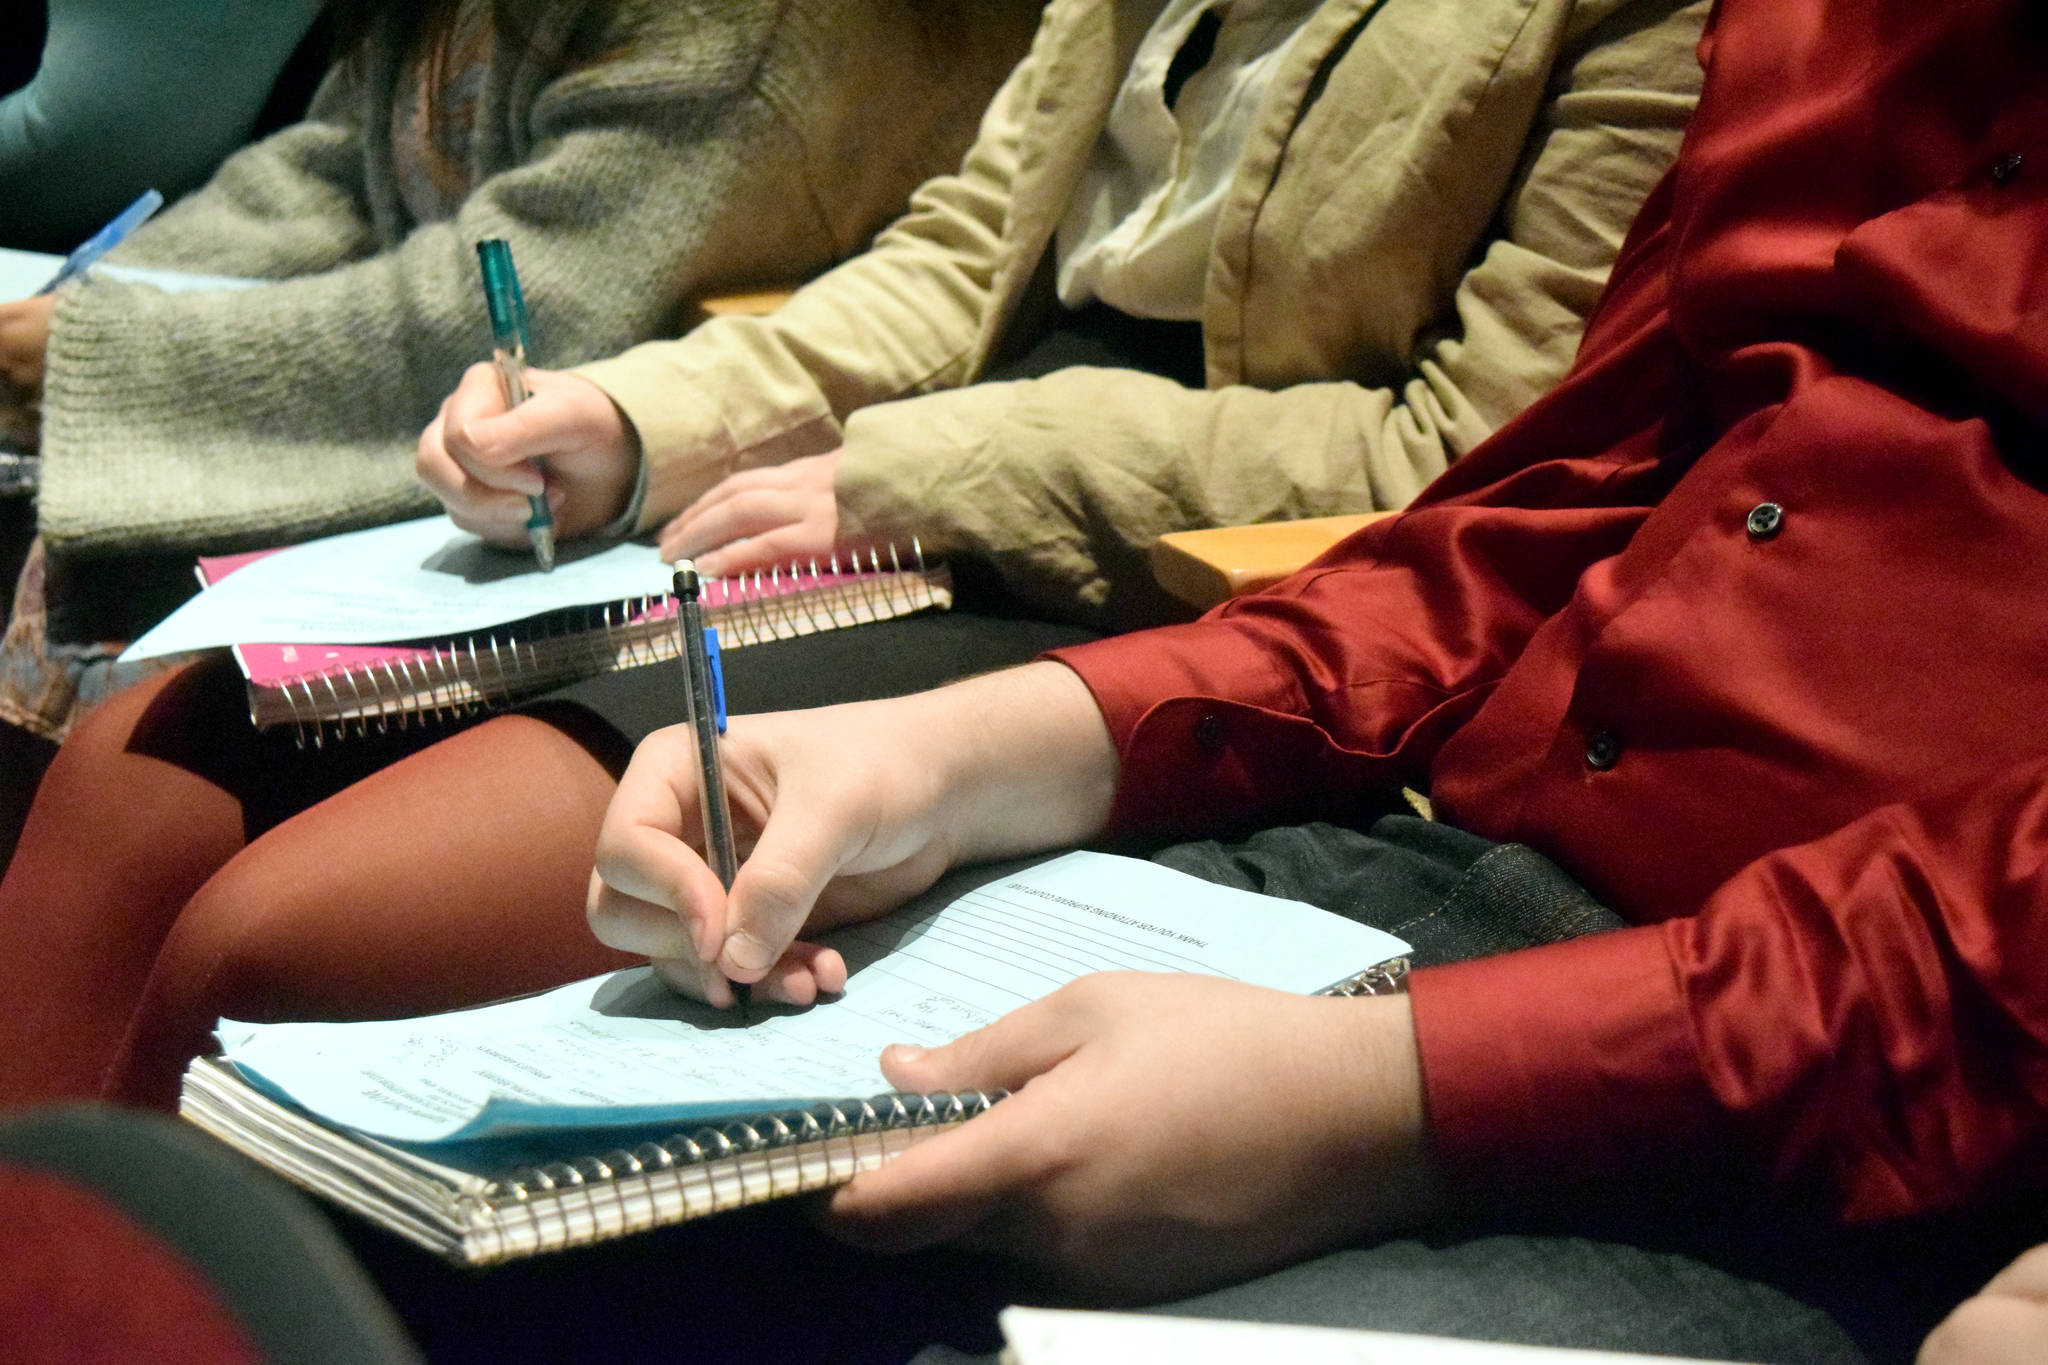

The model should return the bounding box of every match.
[886,1044,927,1064]
[722,929,774,973]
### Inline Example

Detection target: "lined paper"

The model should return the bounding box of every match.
[219,852,1408,1144]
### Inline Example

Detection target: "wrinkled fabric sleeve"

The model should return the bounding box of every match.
[1413,758,2048,1222]
[573,15,1048,528]
[829,0,1706,628]
[1057,466,2048,1221]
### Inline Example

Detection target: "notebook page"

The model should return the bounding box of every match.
[0,246,260,302]
[122,515,677,660]
[998,1309,1739,1365]
[219,852,1409,1144]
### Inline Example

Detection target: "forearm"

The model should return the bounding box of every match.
[837,373,1463,628]
[574,29,1039,527]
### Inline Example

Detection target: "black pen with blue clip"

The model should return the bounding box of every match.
[675,563,745,1006]
[476,238,556,571]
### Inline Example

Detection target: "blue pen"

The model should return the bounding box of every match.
[39,190,165,295]
[475,239,556,572]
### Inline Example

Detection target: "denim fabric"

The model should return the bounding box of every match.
[1152,816,1625,967]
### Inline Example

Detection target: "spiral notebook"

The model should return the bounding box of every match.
[180,853,1411,1265]
[136,517,951,745]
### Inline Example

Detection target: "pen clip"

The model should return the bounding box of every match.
[704,628,728,735]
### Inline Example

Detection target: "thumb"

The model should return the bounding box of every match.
[880,992,1086,1096]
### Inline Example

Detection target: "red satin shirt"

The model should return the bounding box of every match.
[1051,0,2048,1222]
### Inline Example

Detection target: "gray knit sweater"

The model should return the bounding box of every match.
[35,0,1040,559]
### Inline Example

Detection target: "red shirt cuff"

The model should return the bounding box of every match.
[1409,924,1728,1185]
[1046,628,1381,841]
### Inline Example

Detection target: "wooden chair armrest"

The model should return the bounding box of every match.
[1151,512,1394,609]
[697,288,798,318]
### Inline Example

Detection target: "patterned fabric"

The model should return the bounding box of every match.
[0,539,188,742]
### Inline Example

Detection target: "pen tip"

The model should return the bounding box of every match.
[532,527,556,573]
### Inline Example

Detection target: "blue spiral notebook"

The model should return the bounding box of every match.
[181,852,1410,1264]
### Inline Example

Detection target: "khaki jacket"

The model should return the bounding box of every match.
[582,0,1707,626]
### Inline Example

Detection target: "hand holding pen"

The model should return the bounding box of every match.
[587,560,851,1010]
[474,238,556,571]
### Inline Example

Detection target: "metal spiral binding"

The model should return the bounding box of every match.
[270,540,950,746]
[1316,957,1411,997]
[485,1090,999,1206]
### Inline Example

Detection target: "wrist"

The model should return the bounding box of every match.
[917,662,1119,863]
[1320,994,1445,1235]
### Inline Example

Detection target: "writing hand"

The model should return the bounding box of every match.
[587,663,1118,1006]
[1921,1245,2048,1365]
[824,974,1441,1302]
[0,296,55,451]
[656,450,845,572]
[417,364,639,546]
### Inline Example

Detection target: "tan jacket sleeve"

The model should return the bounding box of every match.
[574,11,1055,525]
[834,0,1708,628]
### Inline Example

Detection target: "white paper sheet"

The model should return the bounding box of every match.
[0,246,260,302]
[121,515,676,660]
[219,852,1411,1144]
[998,1309,1738,1365]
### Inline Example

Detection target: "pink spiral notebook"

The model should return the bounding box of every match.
[198,546,951,745]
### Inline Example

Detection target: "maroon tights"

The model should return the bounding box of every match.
[0,657,638,1112]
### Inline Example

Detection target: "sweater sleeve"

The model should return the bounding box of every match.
[80,62,378,284]
[1411,758,2048,1222]
[0,0,331,251]
[828,0,1707,628]
[36,5,840,557]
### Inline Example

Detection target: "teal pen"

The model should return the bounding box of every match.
[39,189,165,294]
[475,238,555,571]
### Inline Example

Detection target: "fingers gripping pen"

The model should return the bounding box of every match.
[476,238,556,571]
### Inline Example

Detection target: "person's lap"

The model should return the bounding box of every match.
[294,815,1897,1365]
[0,606,1095,1112]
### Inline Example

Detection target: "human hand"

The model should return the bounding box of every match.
[588,662,1117,1007]
[418,364,639,546]
[655,450,844,572]
[1920,1244,2048,1365]
[0,295,54,450]
[824,974,1440,1301]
